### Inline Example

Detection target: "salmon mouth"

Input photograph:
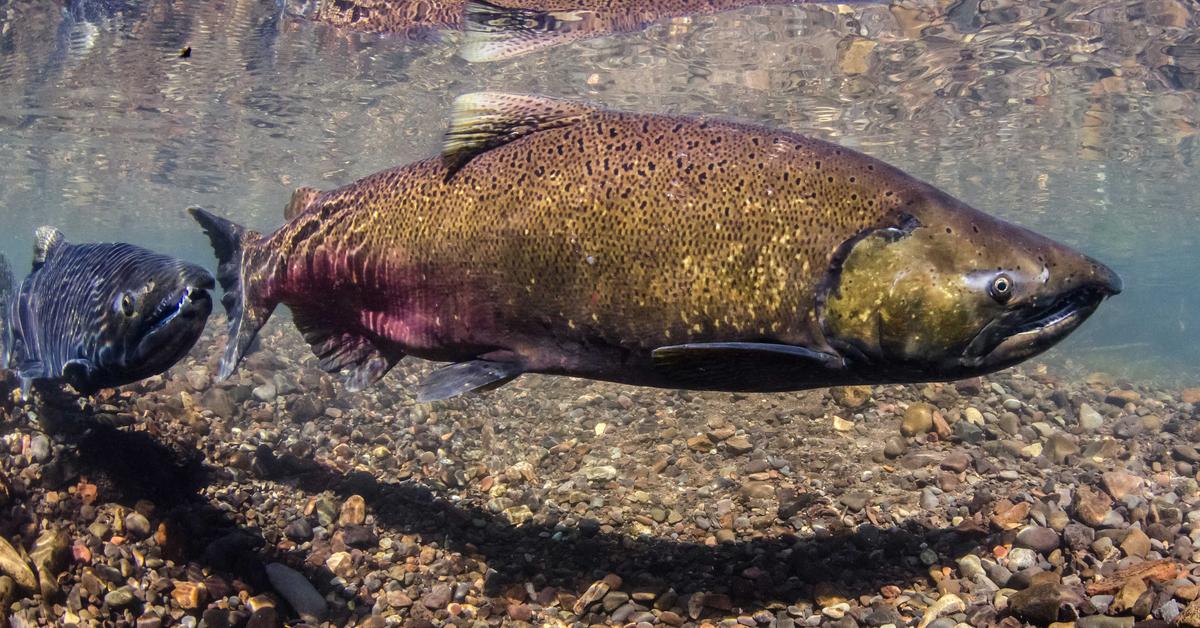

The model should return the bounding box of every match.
[965,282,1119,369]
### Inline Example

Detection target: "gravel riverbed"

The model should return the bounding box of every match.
[1,320,1198,627]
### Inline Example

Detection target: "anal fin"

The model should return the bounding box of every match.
[416,359,523,403]
[291,307,404,392]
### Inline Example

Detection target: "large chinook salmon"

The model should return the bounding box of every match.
[191,93,1120,402]
[286,0,867,61]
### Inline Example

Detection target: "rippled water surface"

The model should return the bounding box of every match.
[0,0,1197,381]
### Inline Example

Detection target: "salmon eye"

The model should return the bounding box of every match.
[120,293,136,317]
[989,274,1014,303]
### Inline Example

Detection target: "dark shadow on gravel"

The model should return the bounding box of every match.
[255,446,985,608]
[32,397,272,595]
[27,389,981,619]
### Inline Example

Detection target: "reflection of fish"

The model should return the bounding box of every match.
[286,0,866,60]
[192,93,1120,402]
[1,228,214,395]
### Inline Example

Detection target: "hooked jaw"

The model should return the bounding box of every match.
[965,260,1122,370]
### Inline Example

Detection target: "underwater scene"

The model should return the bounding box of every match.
[0,0,1198,626]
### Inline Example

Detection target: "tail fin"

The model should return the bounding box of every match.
[188,207,277,380]
[0,254,13,368]
[460,0,595,63]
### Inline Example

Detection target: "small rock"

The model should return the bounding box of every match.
[687,434,714,453]
[831,416,855,433]
[882,436,906,458]
[1119,527,1151,558]
[325,551,354,578]
[1077,403,1104,431]
[724,436,754,455]
[1105,389,1139,406]
[1063,523,1095,551]
[171,581,207,609]
[1182,388,1200,405]
[29,435,50,462]
[584,465,619,482]
[1006,548,1039,571]
[124,513,151,539]
[838,492,871,512]
[339,495,366,526]
[831,386,870,408]
[940,452,970,473]
[285,519,313,542]
[1074,485,1112,527]
[104,586,137,608]
[265,563,327,622]
[252,382,277,402]
[201,388,236,418]
[901,403,935,436]
[1016,526,1060,554]
[1046,433,1079,464]
[1077,616,1134,628]
[421,583,452,609]
[1101,471,1142,500]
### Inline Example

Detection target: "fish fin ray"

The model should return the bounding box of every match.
[188,207,276,380]
[416,359,522,402]
[651,342,844,390]
[283,186,322,221]
[460,0,593,63]
[32,226,65,269]
[291,307,403,392]
[442,92,596,179]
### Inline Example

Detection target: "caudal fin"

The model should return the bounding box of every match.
[0,254,13,368]
[188,207,277,380]
[460,0,595,62]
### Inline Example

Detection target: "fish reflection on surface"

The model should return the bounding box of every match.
[285,0,879,60]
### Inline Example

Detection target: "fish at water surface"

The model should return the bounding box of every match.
[191,92,1121,402]
[286,0,873,61]
[0,227,215,395]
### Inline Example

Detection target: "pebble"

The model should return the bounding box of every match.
[1015,526,1060,554]
[901,403,935,436]
[1078,403,1103,431]
[124,513,151,539]
[28,435,50,462]
[916,594,964,628]
[264,563,326,621]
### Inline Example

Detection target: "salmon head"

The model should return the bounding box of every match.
[818,186,1121,382]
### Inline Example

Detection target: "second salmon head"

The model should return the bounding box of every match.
[818,186,1121,382]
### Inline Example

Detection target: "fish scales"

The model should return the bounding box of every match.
[3,229,214,394]
[193,93,1119,400]
[273,111,914,363]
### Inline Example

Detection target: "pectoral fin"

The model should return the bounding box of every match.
[651,342,844,391]
[416,359,523,403]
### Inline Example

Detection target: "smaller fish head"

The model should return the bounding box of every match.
[102,262,214,379]
[820,195,1121,380]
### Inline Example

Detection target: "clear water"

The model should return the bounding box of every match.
[0,0,1197,383]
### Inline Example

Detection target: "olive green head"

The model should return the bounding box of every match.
[819,188,1122,381]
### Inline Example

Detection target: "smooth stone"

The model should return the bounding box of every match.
[1016,526,1061,554]
[29,435,50,462]
[265,563,327,621]
[901,403,935,436]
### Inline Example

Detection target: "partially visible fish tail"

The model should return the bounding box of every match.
[460,0,592,63]
[0,253,12,369]
[188,207,278,381]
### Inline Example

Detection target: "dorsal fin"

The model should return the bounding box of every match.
[32,226,65,269]
[442,92,597,179]
[284,186,322,221]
